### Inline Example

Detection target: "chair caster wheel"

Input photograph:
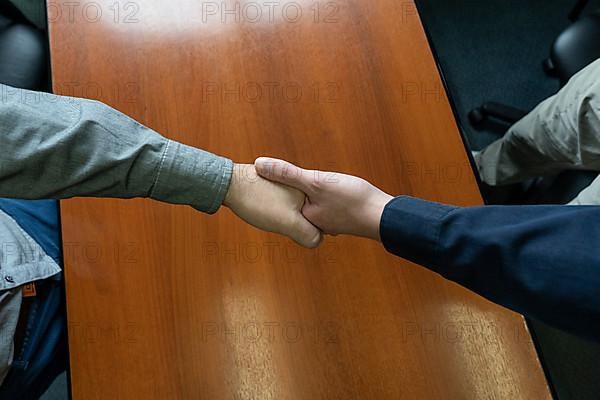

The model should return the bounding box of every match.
[468,107,485,127]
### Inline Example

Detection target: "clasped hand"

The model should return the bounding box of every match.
[223,158,393,248]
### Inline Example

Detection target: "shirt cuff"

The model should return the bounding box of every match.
[149,140,233,214]
[379,196,456,271]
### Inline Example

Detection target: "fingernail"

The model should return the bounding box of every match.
[255,157,273,173]
[309,232,323,249]
[254,160,265,173]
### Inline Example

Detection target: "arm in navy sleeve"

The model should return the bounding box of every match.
[379,196,600,342]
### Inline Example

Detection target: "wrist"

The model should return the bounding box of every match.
[224,163,244,208]
[364,192,393,241]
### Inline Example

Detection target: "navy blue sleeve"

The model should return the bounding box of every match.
[379,196,600,341]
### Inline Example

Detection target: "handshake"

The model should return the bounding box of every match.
[223,158,394,248]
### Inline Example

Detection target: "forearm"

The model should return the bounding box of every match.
[380,196,600,341]
[0,84,232,213]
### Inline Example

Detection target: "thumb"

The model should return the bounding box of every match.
[255,157,314,194]
[287,213,323,249]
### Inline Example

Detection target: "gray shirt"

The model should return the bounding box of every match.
[0,83,233,386]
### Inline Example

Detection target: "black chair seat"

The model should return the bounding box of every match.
[0,6,47,91]
[551,11,600,85]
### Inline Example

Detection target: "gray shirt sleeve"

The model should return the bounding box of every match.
[0,84,233,214]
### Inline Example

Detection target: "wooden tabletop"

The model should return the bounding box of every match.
[49,1,551,398]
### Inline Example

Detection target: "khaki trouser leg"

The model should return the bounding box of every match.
[568,175,600,205]
[475,58,600,186]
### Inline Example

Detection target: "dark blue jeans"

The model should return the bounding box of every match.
[0,200,67,400]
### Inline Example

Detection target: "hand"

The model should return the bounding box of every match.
[254,158,393,241]
[223,164,322,248]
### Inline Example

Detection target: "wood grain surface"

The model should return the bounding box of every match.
[48,1,551,398]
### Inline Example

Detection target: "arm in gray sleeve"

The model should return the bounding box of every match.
[0,84,233,213]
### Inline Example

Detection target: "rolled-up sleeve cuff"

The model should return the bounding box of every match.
[149,140,233,214]
[379,196,456,271]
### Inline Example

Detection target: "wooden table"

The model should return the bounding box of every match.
[49,1,551,398]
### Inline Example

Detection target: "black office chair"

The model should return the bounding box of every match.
[469,1,600,128]
[0,1,48,91]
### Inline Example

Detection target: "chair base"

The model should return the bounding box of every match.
[468,102,528,129]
